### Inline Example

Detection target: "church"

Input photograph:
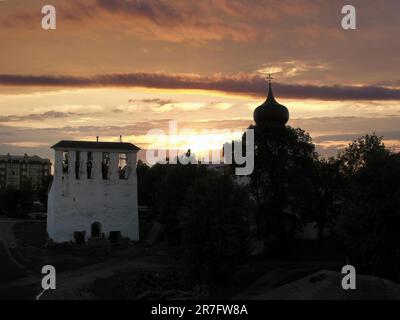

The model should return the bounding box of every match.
[47,140,140,243]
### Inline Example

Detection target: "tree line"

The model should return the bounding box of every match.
[137,124,400,283]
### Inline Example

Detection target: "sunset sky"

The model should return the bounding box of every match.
[1,0,400,162]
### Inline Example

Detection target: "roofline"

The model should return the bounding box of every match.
[51,140,140,153]
[52,146,140,153]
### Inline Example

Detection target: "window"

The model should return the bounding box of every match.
[62,152,69,173]
[102,153,110,180]
[87,152,93,179]
[75,151,80,179]
[118,153,128,179]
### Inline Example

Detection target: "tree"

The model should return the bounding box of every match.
[245,123,316,249]
[181,171,251,283]
[307,157,343,240]
[4,185,19,213]
[19,178,34,211]
[337,134,389,177]
[136,160,151,206]
[336,134,400,280]
[38,175,52,208]
[0,179,35,216]
[0,191,4,215]
[154,163,208,245]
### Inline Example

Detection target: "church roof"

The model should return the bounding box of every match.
[52,140,140,152]
[253,75,289,126]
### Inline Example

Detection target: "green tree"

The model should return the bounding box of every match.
[181,171,251,283]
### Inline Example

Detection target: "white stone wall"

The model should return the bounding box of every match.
[47,149,139,243]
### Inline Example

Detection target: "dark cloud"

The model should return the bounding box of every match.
[2,73,400,101]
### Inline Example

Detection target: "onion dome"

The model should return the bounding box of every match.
[253,75,289,126]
